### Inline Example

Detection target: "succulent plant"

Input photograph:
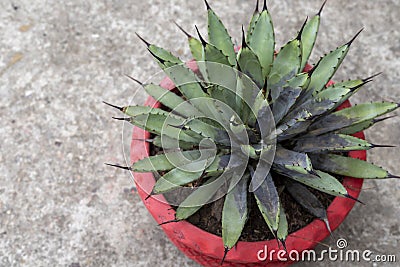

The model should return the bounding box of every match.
[106,0,399,260]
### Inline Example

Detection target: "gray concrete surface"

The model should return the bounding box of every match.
[0,0,399,266]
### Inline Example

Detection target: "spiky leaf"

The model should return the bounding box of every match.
[253,172,280,233]
[300,14,320,71]
[286,181,331,233]
[237,44,264,89]
[175,175,228,220]
[247,5,275,77]
[273,73,309,123]
[309,102,399,135]
[189,37,203,61]
[293,133,372,153]
[310,154,394,179]
[268,38,301,101]
[222,173,249,249]
[142,84,200,117]
[273,146,315,175]
[277,205,288,247]
[132,150,202,172]
[153,168,204,194]
[279,169,348,198]
[152,136,195,150]
[207,3,236,66]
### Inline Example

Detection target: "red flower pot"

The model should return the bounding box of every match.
[130,64,365,266]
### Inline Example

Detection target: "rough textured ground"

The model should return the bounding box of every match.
[0,0,399,266]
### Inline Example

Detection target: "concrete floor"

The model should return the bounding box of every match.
[0,0,399,266]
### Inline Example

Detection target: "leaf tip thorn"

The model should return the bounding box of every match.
[103,101,123,111]
[135,32,150,47]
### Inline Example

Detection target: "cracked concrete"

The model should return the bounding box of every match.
[0,0,399,266]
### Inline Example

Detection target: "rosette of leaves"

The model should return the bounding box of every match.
[105,0,399,259]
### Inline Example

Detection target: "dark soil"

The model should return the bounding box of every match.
[149,141,338,242]
[184,181,335,241]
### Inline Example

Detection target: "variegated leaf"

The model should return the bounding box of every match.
[310,153,397,179]
[268,38,301,101]
[308,102,399,135]
[222,173,250,250]
[277,169,349,198]
[293,134,372,153]
[273,73,309,123]
[273,146,315,175]
[286,181,331,233]
[252,171,280,233]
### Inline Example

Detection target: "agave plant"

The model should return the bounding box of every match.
[106,0,399,259]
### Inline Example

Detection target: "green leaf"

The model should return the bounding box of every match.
[236,71,265,126]
[174,22,203,62]
[252,171,280,232]
[336,116,392,135]
[152,136,196,150]
[317,85,353,101]
[309,153,394,179]
[229,114,253,145]
[268,38,301,101]
[300,15,320,71]
[162,64,222,120]
[248,145,275,191]
[189,37,203,61]
[222,173,249,249]
[175,175,228,220]
[138,85,201,117]
[306,45,350,97]
[146,43,183,69]
[153,168,204,194]
[237,42,264,89]
[314,85,353,111]
[203,41,232,66]
[178,118,230,146]
[277,205,288,247]
[124,114,200,143]
[132,150,202,172]
[163,63,207,100]
[207,3,236,66]
[279,169,348,198]
[330,79,365,90]
[293,133,372,153]
[255,98,276,142]
[336,120,374,135]
[123,106,172,118]
[207,85,238,116]
[118,107,202,143]
[309,102,399,135]
[135,34,182,70]
[286,181,331,233]
[194,32,235,97]
[318,81,369,111]
[247,0,260,39]
[302,29,364,100]
[247,5,275,77]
